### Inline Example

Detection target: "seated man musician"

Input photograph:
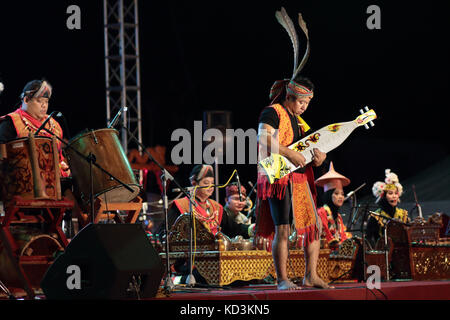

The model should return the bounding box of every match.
[223,183,255,239]
[0,79,70,176]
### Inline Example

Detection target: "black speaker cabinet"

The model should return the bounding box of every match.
[41,223,164,299]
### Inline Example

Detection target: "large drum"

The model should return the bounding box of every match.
[64,129,140,204]
[0,135,61,203]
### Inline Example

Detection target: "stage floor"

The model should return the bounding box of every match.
[1,279,449,301]
[153,280,450,301]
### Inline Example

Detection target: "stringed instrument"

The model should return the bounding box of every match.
[259,108,377,184]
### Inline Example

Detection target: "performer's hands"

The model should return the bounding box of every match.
[312,148,326,167]
[60,161,71,176]
[286,149,306,168]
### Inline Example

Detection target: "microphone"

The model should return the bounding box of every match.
[235,171,243,202]
[412,185,423,218]
[35,111,62,136]
[108,106,128,129]
[344,183,366,201]
[247,181,256,198]
[172,186,196,193]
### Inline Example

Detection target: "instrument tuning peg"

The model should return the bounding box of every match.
[365,106,375,127]
[360,108,369,129]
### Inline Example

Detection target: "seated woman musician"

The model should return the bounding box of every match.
[366,169,409,248]
[315,162,352,250]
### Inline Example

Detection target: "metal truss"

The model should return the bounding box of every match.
[103,0,142,153]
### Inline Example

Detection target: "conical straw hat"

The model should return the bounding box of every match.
[315,162,350,192]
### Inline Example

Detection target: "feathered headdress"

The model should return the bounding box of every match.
[269,7,312,103]
[20,80,52,100]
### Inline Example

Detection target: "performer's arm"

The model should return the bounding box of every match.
[0,117,17,144]
[220,212,253,239]
[258,123,307,168]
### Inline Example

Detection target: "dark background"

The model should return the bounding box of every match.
[0,1,448,205]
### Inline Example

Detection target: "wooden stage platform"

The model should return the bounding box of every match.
[2,279,449,301]
[152,280,450,301]
[1,279,448,320]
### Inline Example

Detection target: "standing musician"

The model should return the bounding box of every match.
[366,169,409,247]
[315,162,352,250]
[255,8,330,291]
[0,79,70,177]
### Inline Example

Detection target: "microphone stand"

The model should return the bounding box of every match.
[346,203,379,282]
[0,279,15,300]
[119,124,205,291]
[39,127,135,224]
[367,210,411,281]
[245,182,257,221]
[359,203,370,282]
[409,185,423,219]
[345,183,366,230]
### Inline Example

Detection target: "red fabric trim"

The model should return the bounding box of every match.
[173,197,223,235]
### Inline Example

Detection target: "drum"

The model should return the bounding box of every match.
[64,129,140,204]
[0,135,61,203]
[0,226,64,288]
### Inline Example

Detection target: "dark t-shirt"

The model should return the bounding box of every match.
[258,105,308,174]
[258,105,302,142]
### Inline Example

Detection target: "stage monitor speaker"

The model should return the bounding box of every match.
[41,223,164,299]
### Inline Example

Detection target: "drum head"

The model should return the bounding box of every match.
[65,128,140,204]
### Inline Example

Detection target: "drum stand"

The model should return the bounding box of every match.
[0,196,73,299]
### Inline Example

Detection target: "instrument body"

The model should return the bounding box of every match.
[64,128,140,204]
[0,135,61,203]
[259,109,377,184]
